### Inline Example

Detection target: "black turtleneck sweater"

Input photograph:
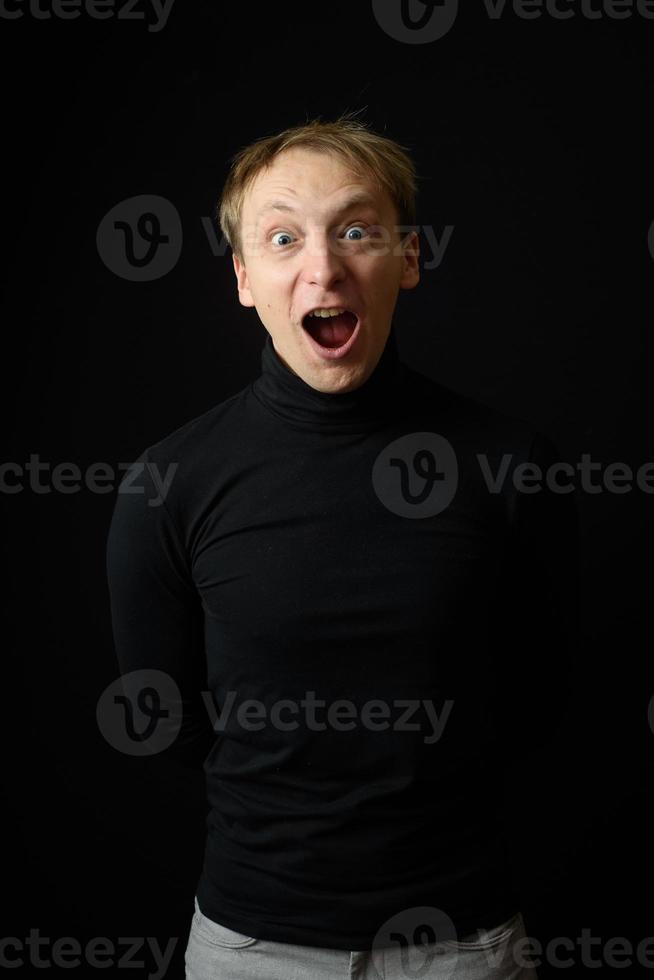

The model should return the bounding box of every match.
[106,325,579,951]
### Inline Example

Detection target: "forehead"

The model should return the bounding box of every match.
[243,147,392,221]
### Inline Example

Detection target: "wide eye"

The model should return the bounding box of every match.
[344,225,366,241]
[271,231,294,247]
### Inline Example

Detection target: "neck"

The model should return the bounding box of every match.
[250,324,407,434]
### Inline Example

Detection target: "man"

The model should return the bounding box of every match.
[106,114,578,979]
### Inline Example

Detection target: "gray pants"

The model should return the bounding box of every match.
[185,896,540,979]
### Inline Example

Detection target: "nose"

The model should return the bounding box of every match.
[302,229,347,289]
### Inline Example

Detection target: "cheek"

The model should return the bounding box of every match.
[249,265,292,304]
[363,258,403,303]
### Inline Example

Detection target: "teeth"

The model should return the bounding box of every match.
[309,307,346,318]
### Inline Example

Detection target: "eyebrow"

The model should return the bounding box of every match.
[256,192,380,222]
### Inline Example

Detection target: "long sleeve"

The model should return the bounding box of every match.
[99,342,584,948]
[105,450,215,771]
[491,430,581,755]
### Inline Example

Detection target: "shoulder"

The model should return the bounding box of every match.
[143,386,248,466]
[399,362,573,530]
[114,385,249,526]
[400,361,550,459]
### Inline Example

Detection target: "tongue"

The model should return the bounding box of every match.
[306,311,356,348]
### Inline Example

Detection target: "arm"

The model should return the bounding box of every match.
[105,451,215,771]
[491,431,581,899]
[493,430,581,757]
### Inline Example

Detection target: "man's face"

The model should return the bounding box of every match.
[232,148,420,393]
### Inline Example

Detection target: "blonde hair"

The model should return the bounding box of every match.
[217,111,420,262]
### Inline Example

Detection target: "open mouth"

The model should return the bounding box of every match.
[301,310,359,350]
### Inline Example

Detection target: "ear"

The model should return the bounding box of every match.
[232,252,256,308]
[399,229,420,290]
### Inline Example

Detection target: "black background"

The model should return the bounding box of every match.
[2,1,653,976]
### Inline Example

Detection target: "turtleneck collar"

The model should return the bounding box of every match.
[250,323,407,433]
